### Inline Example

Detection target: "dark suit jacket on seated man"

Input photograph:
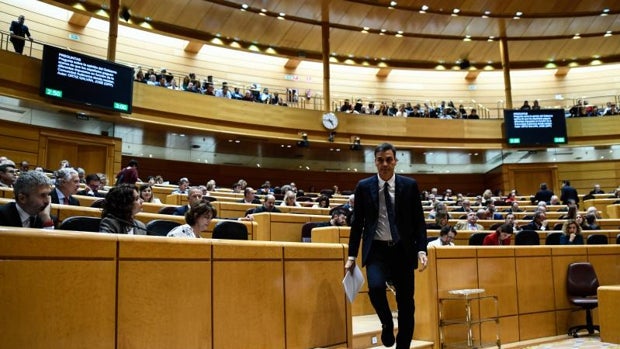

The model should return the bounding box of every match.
[0,171,55,229]
[345,143,428,349]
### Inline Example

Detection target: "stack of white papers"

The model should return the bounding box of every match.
[343,265,365,303]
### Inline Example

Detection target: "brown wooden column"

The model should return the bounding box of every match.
[321,0,331,112]
[107,0,119,61]
[498,20,512,109]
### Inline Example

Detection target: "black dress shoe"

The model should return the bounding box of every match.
[381,324,395,347]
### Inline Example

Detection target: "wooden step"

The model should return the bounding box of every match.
[353,314,434,349]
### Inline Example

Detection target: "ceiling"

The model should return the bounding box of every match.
[45,0,620,69]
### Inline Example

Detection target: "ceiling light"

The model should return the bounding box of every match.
[601,8,610,16]
[381,29,387,33]
[515,11,523,16]
[279,12,285,17]
[421,5,429,11]
[604,31,612,37]
[241,4,248,9]
[453,8,460,14]
[573,33,581,39]
[390,1,397,6]
[261,8,267,12]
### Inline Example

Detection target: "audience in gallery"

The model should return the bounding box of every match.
[132,63,620,120]
[560,219,584,245]
[167,201,216,238]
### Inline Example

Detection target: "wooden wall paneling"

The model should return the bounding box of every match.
[476,249,518,318]
[598,286,620,344]
[518,312,557,341]
[117,237,212,349]
[434,248,480,344]
[514,248,555,315]
[76,144,108,175]
[508,164,558,196]
[0,230,117,349]
[283,244,348,349]
[211,242,285,349]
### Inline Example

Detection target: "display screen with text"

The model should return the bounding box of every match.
[504,109,568,147]
[40,45,133,113]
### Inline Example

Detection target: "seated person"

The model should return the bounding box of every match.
[167,202,216,238]
[0,171,55,228]
[520,211,548,231]
[427,226,457,247]
[453,211,483,231]
[313,195,330,208]
[139,184,161,204]
[174,187,203,216]
[77,173,105,197]
[99,184,146,235]
[280,190,301,207]
[51,168,81,206]
[252,195,280,214]
[171,177,190,195]
[314,208,348,228]
[583,213,600,230]
[0,161,17,188]
[426,212,450,230]
[560,219,584,245]
[238,187,261,204]
[483,223,513,246]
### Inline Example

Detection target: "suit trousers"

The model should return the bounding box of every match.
[366,240,415,349]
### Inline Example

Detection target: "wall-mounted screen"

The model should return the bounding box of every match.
[39,45,133,113]
[504,109,568,147]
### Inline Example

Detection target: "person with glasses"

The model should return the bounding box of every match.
[427,226,457,247]
[483,223,513,246]
[0,162,17,188]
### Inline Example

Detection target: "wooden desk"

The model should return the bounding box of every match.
[598,285,620,344]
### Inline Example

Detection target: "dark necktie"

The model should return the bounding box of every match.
[63,197,69,205]
[29,216,36,228]
[384,182,399,243]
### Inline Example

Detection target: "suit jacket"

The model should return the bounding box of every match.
[253,205,281,213]
[238,198,261,204]
[560,186,579,205]
[50,189,80,206]
[0,202,45,228]
[99,216,147,235]
[533,189,553,204]
[347,175,427,267]
[173,205,189,216]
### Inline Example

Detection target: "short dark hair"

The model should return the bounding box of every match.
[439,225,457,237]
[497,223,514,234]
[85,173,101,183]
[374,142,397,157]
[128,159,138,167]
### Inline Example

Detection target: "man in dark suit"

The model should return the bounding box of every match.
[560,180,579,207]
[9,15,33,54]
[252,195,280,214]
[345,143,428,349]
[76,173,105,197]
[533,182,553,204]
[50,168,80,206]
[173,187,203,216]
[0,171,55,228]
[238,187,261,204]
